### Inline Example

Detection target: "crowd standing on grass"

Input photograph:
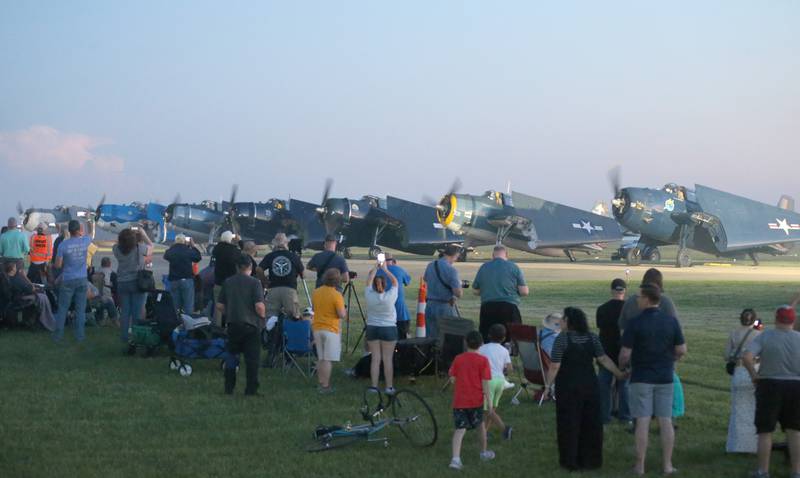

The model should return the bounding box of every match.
[6,226,800,477]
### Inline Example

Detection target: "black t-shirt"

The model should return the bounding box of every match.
[596,299,625,364]
[219,273,264,328]
[212,242,241,286]
[259,249,304,289]
[308,251,349,288]
[620,307,685,384]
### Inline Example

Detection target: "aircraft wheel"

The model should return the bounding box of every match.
[647,248,661,263]
[368,246,382,260]
[625,247,642,266]
[676,249,692,268]
[456,249,468,262]
[342,248,352,260]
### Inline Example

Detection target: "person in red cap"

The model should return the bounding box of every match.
[742,305,800,478]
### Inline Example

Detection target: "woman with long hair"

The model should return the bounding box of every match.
[113,227,152,343]
[545,307,627,471]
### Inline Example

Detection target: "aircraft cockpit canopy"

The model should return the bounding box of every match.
[485,191,513,207]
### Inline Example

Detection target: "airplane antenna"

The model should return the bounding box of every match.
[506,180,511,194]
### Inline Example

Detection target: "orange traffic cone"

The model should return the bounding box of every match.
[416,279,427,338]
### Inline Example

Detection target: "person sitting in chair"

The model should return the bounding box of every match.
[3,261,55,331]
[539,313,562,357]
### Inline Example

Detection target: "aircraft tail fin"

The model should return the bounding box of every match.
[778,195,795,211]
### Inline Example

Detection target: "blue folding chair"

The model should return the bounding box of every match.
[283,318,315,378]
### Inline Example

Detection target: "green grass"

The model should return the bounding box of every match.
[1,280,798,477]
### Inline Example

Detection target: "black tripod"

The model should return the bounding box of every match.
[342,279,367,354]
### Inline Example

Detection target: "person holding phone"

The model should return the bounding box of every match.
[365,257,399,394]
[113,226,152,343]
[376,253,413,339]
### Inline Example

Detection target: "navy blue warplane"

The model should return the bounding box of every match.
[315,181,462,258]
[94,201,175,242]
[436,185,623,261]
[611,177,800,267]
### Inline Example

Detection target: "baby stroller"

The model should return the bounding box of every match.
[127,290,180,357]
[169,314,230,377]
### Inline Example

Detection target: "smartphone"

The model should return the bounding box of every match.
[131,226,139,231]
[377,253,386,264]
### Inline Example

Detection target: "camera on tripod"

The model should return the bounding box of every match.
[349,271,358,279]
[461,279,471,289]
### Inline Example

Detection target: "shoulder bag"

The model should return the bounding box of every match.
[726,328,753,375]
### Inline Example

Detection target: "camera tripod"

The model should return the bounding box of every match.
[342,279,367,355]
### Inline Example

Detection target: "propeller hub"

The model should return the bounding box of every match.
[437,194,457,227]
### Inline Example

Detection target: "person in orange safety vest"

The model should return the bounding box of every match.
[28,223,53,285]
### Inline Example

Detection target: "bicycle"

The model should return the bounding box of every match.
[307,387,438,452]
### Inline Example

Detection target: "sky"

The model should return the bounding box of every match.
[1,1,798,220]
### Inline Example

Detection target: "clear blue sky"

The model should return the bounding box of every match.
[1,1,798,219]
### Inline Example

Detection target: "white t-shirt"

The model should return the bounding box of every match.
[478,342,511,379]
[365,286,399,327]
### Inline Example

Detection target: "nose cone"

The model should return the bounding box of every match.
[436,194,458,228]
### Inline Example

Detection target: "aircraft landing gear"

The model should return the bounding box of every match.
[457,249,468,262]
[368,246,382,260]
[647,248,661,263]
[748,251,760,266]
[564,250,577,263]
[342,247,353,260]
[626,247,642,266]
[675,225,693,268]
[676,248,692,268]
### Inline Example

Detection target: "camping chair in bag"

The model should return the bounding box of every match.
[508,323,552,406]
[282,318,315,378]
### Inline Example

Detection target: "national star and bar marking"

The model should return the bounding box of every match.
[572,220,604,234]
[768,218,800,235]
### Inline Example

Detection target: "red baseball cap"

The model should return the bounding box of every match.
[776,306,796,325]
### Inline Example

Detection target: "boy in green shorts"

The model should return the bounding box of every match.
[478,323,513,439]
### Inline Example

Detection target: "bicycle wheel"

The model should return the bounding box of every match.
[306,433,360,452]
[391,389,438,447]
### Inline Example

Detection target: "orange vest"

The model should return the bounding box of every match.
[29,233,53,263]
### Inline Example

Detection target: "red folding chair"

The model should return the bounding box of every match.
[508,323,552,406]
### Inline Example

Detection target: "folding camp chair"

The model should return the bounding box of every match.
[508,323,552,406]
[282,318,315,378]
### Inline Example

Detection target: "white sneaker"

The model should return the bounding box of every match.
[384,387,397,395]
[480,450,496,461]
[449,458,463,470]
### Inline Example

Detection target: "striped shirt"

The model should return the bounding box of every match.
[550,332,605,363]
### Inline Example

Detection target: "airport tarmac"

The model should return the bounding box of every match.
[94,251,800,283]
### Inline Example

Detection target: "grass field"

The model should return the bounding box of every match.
[1,278,798,478]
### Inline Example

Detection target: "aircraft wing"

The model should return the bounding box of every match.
[510,192,623,247]
[385,196,461,245]
[363,206,403,229]
[694,185,800,252]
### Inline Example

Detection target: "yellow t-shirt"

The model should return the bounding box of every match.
[312,286,344,334]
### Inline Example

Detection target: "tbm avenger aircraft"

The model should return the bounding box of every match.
[162,186,326,253]
[611,176,800,267]
[435,183,623,261]
[314,181,463,259]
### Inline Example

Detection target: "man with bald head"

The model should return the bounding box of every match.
[472,245,529,343]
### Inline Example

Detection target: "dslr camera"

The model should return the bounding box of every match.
[349,271,358,279]
[461,279,471,289]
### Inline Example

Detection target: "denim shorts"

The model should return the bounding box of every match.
[365,325,398,342]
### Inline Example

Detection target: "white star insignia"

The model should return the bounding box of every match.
[768,218,800,235]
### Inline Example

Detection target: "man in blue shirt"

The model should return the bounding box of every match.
[53,220,93,342]
[376,254,412,339]
[472,245,528,342]
[619,284,686,476]
[0,217,29,271]
[422,244,463,339]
